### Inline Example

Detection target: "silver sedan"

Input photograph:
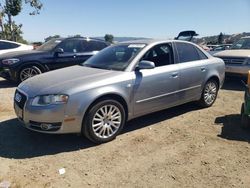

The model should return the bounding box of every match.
[14,40,225,143]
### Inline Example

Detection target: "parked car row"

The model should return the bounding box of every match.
[208,44,232,55]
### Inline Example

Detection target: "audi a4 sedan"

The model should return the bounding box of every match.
[14,40,225,143]
[0,37,109,82]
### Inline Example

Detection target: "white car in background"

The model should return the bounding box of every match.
[0,40,33,55]
[214,37,250,76]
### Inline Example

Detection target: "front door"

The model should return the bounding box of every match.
[132,43,180,116]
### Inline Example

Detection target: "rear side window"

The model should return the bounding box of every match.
[176,42,207,63]
[0,41,19,50]
[57,39,83,53]
[83,40,108,52]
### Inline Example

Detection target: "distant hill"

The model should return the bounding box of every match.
[195,32,250,44]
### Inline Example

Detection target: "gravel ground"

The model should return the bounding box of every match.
[0,77,250,188]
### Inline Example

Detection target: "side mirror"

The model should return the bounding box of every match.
[54,48,64,55]
[136,60,155,70]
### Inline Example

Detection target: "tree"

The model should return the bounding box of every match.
[104,34,114,43]
[0,0,43,42]
[218,32,223,44]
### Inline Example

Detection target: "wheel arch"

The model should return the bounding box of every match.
[86,93,128,118]
[205,75,220,88]
[81,93,129,129]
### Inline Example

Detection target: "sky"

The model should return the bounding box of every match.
[13,0,250,42]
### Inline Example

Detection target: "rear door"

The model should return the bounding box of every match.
[174,42,209,102]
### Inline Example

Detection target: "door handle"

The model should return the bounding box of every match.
[171,72,178,78]
[201,67,206,72]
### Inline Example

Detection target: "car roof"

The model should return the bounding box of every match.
[0,39,28,46]
[63,37,108,43]
[242,36,250,39]
[119,39,195,45]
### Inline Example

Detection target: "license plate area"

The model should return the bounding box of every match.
[14,103,23,119]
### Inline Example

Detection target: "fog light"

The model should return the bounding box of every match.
[40,123,52,130]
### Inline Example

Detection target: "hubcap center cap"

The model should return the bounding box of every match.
[104,118,110,124]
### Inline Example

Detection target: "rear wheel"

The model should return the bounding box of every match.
[83,99,126,144]
[199,79,218,107]
[19,66,42,82]
[241,103,250,129]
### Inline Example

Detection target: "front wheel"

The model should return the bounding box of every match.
[199,79,218,107]
[83,99,126,144]
[19,66,42,82]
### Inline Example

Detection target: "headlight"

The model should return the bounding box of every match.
[31,94,69,106]
[2,58,20,65]
[247,58,250,64]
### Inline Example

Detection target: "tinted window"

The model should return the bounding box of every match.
[0,41,19,50]
[83,40,108,52]
[57,39,83,53]
[176,42,204,63]
[142,43,173,67]
[196,47,208,59]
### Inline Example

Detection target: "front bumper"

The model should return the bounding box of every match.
[14,90,82,134]
[0,66,17,81]
[225,64,250,75]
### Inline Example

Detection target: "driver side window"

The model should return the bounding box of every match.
[141,43,173,67]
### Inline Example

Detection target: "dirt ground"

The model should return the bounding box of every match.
[0,77,250,188]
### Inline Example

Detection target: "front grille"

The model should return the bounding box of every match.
[221,57,246,65]
[14,90,27,109]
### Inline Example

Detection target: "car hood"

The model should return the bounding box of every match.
[18,65,127,97]
[214,50,250,58]
[0,50,47,59]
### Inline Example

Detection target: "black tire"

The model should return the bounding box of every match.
[199,79,218,107]
[241,103,250,129]
[18,65,42,82]
[82,99,126,144]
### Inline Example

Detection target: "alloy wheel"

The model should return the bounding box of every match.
[20,67,41,81]
[204,81,217,105]
[92,104,122,139]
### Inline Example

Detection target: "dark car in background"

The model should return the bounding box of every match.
[0,37,109,82]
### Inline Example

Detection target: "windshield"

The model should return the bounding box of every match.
[83,44,146,71]
[231,38,250,50]
[36,38,63,51]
